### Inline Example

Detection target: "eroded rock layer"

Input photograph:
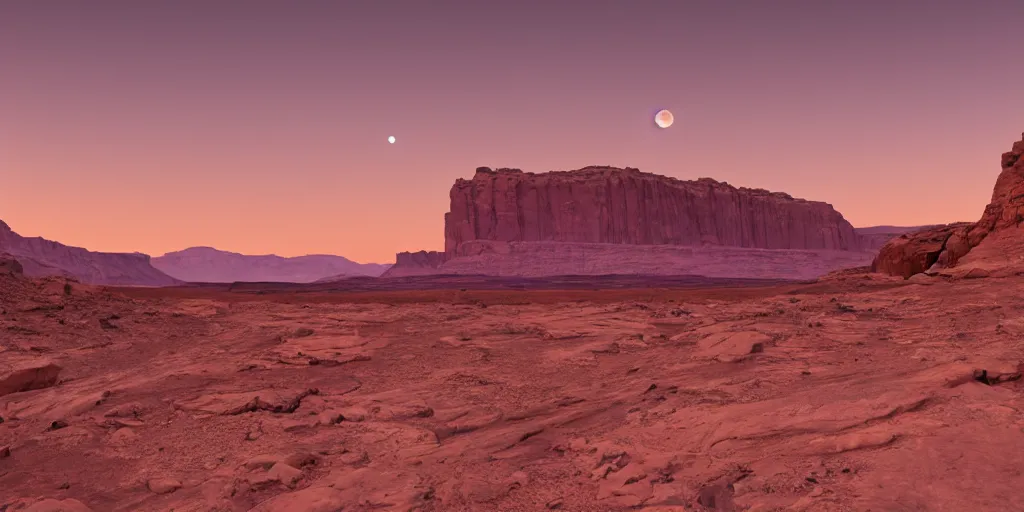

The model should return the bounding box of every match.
[381,251,447,278]
[873,132,1024,278]
[444,167,862,258]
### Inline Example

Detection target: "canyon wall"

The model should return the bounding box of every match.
[444,166,862,258]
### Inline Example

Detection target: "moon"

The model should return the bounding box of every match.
[654,109,674,129]
[388,135,396,144]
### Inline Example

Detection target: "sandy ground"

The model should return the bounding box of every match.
[2,271,1024,511]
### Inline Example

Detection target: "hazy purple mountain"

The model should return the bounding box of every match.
[0,219,180,286]
[151,246,391,283]
[855,225,942,251]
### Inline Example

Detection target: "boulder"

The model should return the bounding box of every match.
[0,359,63,397]
[871,223,972,278]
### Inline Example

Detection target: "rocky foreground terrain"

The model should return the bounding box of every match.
[3,264,1024,512]
[444,167,862,254]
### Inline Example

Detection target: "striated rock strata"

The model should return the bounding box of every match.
[0,220,179,286]
[873,132,1024,278]
[444,166,863,258]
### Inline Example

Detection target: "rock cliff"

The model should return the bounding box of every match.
[873,132,1024,278]
[444,166,862,258]
[0,220,180,286]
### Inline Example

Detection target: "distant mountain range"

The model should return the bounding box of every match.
[151,247,391,283]
[0,215,935,287]
[854,225,940,250]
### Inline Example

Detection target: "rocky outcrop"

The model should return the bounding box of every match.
[382,251,447,278]
[870,223,973,278]
[873,132,1024,278]
[856,225,938,251]
[0,220,180,286]
[444,166,862,258]
[152,247,390,283]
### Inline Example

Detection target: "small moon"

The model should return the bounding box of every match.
[388,135,396,144]
[655,109,674,129]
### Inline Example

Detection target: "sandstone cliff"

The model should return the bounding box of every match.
[873,132,1024,278]
[444,166,862,258]
[0,220,180,286]
[385,166,879,279]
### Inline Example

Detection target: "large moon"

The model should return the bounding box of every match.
[388,135,396,144]
[655,109,674,129]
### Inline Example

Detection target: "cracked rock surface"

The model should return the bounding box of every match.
[2,270,1024,511]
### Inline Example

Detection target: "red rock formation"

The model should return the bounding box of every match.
[444,167,862,258]
[382,251,447,277]
[0,220,180,286]
[870,223,973,278]
[873,132,1024,278]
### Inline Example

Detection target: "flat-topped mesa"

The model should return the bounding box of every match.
[444,166,861,257]
[380,250,447,278]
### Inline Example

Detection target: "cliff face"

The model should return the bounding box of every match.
[444,167,862,258]
[873,132,1024,278]
[0,220,180,286]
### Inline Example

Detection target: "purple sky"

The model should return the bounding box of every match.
[3,0,1023,262]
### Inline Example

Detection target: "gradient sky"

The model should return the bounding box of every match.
[3,1,1023,263]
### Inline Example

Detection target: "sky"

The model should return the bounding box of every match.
[3,1,1023,263]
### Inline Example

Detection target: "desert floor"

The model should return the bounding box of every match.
[2,272,1023,511]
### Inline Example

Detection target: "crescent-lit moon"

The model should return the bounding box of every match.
[655,109,674,129]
